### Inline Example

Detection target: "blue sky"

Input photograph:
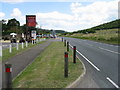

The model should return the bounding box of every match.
[2,2,72,17]
[0,0,118,32]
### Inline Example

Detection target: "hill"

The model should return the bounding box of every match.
[77,19,120,34]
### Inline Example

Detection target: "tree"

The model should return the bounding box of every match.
[7,18,20,33]
[1,19,8,36]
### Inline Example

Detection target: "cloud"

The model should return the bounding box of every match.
[11,8,22,17]
[36,0,118,32]
[9,0,118,32]
[1,0,115,3]
[0,12,5,19]
[1,0,24,3]
[70,0,118,30]
[11,8,25,25]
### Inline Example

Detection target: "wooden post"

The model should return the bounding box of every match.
[5,64,12,88]
[73,46,76,63]
[64,52,68,78]
[67,41,69,51]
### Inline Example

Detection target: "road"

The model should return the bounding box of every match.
[2,43,18,49]
[2,39,52,89]
[63,37,119,89]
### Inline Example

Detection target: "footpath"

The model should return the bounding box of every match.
[2,39,54,88]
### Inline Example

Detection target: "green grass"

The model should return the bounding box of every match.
[2,41,46,61]
[64,29,119,45]
[13,42,83,88]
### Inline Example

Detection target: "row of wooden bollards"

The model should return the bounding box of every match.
[62,37,77,78]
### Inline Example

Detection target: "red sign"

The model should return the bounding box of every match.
[65,54,68,58]
[26,15,36,27]
[6,68,12,72]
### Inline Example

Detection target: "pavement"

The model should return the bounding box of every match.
[63,37,119,89]
[2,39,55,88]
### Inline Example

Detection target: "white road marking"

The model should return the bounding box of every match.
[69,44,73,48]
[69,44,100,71]
[106,77,119,89]
[99,47,120,54]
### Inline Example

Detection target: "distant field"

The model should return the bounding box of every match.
[64,29,119,45]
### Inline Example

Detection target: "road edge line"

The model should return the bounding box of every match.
[106,77,119,89]
[66,44,86,88]
[76,50,100,71]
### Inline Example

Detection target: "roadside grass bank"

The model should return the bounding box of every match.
[13,41,83,88]
[2,40,46,61]
[64,29,119,45]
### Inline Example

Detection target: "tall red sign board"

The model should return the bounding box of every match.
[26,15,36,27]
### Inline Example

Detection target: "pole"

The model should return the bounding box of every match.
[26,41,28,47]
[9,44,12,53]
[64,40,66,47]
[73,46,76,63]
[5,64,12,88]
[67,41,69,51]
[26,26,28,41]
[64,52,68,78]
[32,40,34,45]
[62,38,63,42]
[22,42,24,49]
[16,43,19,50]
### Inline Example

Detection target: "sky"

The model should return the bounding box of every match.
[0,0,118,32]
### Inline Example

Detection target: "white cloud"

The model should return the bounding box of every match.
[70,0,118,30]
[11,8,22,17]
[36,0,118,32]
[1,0,24,3]
[0,12,5,19]
[0,0,113,3]
[11,8,25,25]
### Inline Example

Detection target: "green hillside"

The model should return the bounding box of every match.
[62,19,119,45]
[78,19,120,34]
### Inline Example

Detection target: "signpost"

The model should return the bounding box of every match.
[31,30,36,44]
[26,15,36,27]
[26,15,36,41]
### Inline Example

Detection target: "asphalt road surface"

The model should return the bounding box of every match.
[63,37,119,89]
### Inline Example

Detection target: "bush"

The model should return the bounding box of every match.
[4,37,9,40]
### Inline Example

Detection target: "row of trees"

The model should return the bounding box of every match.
[1,18,52,37]
[2,18,24,36]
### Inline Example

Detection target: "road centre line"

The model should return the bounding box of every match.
[69,43,100,72]
[106,77,119,89]
[99,47,120,54]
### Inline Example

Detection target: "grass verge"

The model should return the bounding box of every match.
[63,29,119,45]
[2,41,46,61]
[13,41,83,88]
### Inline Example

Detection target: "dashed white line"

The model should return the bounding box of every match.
[106,77,119,89]
[99,47,120,54]
[69,42,119,88]
[69,43,100,71]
